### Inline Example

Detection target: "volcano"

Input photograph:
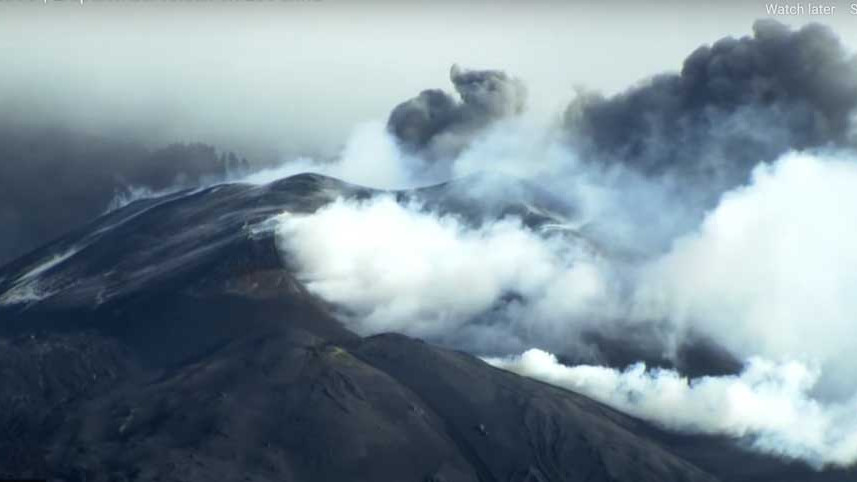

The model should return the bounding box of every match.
[0,173,853,482]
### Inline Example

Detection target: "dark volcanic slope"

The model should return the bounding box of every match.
[0,173,852,482]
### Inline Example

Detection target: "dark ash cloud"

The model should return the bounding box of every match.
[565,19,857,197]
[387,65,526,165]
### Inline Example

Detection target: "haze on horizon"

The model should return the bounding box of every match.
[3,0,857,161]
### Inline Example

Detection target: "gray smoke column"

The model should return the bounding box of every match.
[565,19,857,199]
[268,21,857,467]
[387,65,526,173]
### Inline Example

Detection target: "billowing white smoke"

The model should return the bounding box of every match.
[635,151,857,400]
[274,195,610,354]
[271,147,857,467]
[486,349,857,468]
[239,121,419,189]
[450,114,710,256]
[483,151,857,467]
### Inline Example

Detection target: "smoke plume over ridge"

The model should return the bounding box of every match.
[264,20,857,468]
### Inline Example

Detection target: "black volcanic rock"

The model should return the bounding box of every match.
[0,173,853,482]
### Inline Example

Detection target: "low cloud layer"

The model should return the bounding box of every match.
[0,124,246,266]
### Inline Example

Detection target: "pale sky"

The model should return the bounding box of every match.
[2,0,857,160]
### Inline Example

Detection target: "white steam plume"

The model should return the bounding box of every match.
[274,195,610,354]
[239,121,420,189]
[108,120,426,212]
[634,151,857,399]
[486,349,857,468]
